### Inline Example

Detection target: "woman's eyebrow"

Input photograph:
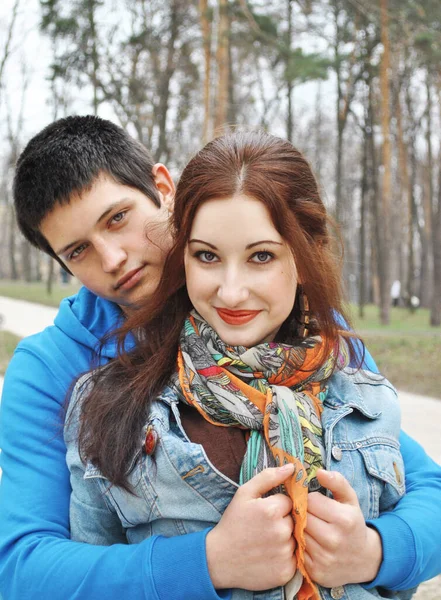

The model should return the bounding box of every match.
[188,239,283,250]
[245,240,283,249]
[188,239,218,249]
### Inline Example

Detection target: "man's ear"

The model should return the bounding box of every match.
[152,163,175,209]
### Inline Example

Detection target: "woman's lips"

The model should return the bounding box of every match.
[215,308,262,325]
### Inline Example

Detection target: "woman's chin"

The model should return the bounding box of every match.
[216,330,278,348]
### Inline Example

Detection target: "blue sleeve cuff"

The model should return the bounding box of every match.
[364,514,416,590]
[150,529,232,600]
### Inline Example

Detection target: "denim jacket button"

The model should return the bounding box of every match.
[331,446,343,461]
[144,426,158,456]
[330,585,345,599]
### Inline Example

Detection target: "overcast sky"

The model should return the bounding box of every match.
[0,0,336,156]
[0,0,108,145]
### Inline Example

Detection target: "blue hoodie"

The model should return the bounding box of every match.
[0,288,228,600]
[0,287,440,599]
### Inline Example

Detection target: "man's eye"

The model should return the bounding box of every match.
[69,243,88,260]
[250,251,274,263]
[196,251,218,263]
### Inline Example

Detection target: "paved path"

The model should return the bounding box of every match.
[0,296,57,338]
[400,391,441,464]
[0,295,440,596]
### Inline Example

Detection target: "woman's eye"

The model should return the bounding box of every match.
[111,211,127,224]
[250,251,274,263]
[197,251,218,263]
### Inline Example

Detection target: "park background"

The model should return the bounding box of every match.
[0,0,440,395]
[0,2,440,597]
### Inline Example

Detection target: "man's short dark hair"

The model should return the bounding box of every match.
[14,115,160,269]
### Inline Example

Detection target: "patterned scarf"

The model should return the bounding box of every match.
[173,311,350,600]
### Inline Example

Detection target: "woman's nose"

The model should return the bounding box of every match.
[216,270,250,306]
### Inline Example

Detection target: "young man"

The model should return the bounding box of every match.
[0,116,297,600]
[0,116,440,600]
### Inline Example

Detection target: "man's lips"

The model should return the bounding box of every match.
[115,266,145,291]
[215,308,262,325]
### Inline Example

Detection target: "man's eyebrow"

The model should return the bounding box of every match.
[56,239,83,256]
[187,239,283,251]
[55,200,130,255]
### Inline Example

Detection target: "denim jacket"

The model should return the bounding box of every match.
[65,368,415,600]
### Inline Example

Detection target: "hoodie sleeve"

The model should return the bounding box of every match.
[0,347,230,600]
[365,431,441,591]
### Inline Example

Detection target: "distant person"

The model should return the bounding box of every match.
[0,116,440,599]
[410,295,420,311]
[391,279,401,307]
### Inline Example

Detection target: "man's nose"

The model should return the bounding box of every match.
[217,269,250,306]
[99,243,127,273]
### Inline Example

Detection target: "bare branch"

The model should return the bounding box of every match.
[0,0,22,99]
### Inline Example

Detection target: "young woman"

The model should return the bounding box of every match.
[66,131,419,600]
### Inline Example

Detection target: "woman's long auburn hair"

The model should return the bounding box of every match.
[77,130,361,490]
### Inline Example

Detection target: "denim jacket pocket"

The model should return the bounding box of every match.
[357,441,406,517]
[84,452,159,530]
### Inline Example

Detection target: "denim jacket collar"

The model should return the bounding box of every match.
[323,368,387,419]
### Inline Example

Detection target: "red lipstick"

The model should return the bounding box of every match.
[215,308,261,325]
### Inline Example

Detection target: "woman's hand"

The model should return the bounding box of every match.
[206,464,297,591]
[304,469,383,587]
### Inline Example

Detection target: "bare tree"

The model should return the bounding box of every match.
[214,0,230,132]
[199,0,212,143]
[377,0,392,324]
[0,0,22,105]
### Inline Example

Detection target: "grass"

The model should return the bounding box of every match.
[361,334,441,398]
[350,303,435,334]
[0,331,22,375]
[349,304,441,398]
[0,280,80,308]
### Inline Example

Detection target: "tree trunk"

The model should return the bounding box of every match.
[21,238,32,282]
[47,257,55,295]
[395,85,411,304]
[199,0,212,144]
[34,248,42,282]
[214,0,230,132]
[227,35,236,124]
[418,170,433,308]
[8,203,18,280]
[335,121,344,225]
[359,105,370,319]
[419,227,433,308]
[378,0,392,324]
[367,73,380,309]
[88,0,100,115]
[314,83,323,182]
[431,152,441,325]
[155,0,179,162]
[0,0,21,106]
[286,0,293,142]
[429,80,441,325]
[405,84,418,307]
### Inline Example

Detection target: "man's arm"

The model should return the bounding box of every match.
[0,347,296,599]
[366,431,441,591]
[0,348,226,600]
[304,433,441,591]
